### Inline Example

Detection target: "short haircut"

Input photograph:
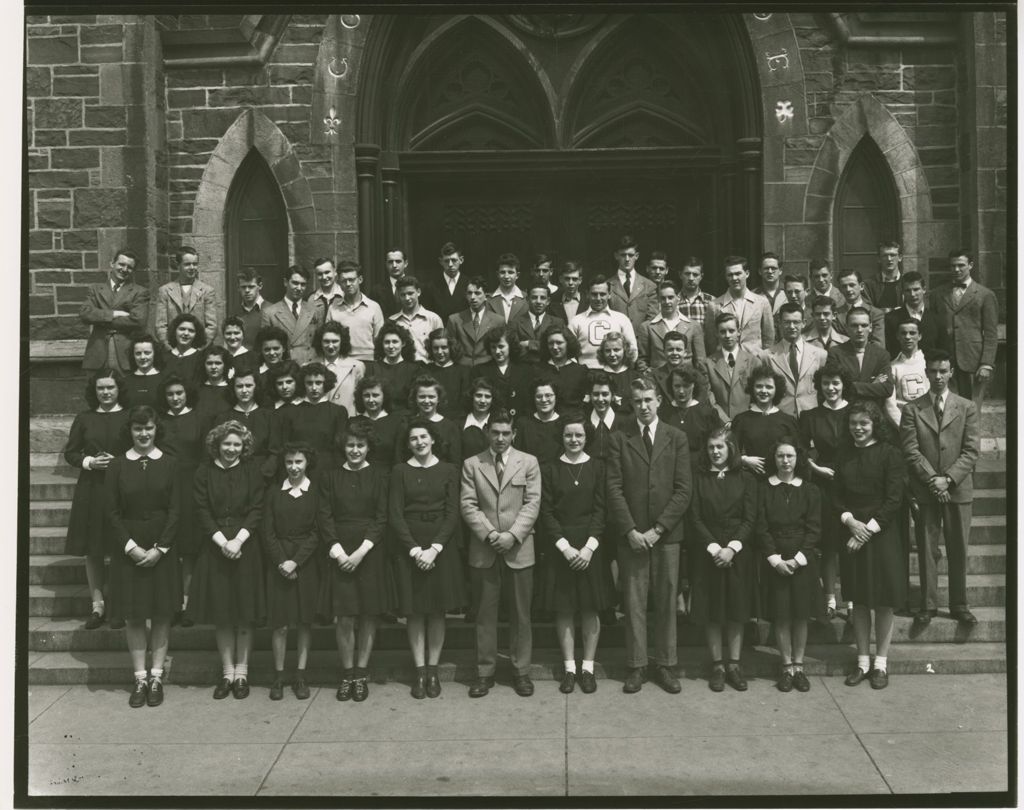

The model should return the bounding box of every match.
[157,373,197,408]
[386,247,407,260]
[200,345,233,380]
[112,248,137,264]
[525,274,551,296]
[878,240,901,252]
[373,322,416,362]
[539,324,581,362]
[127,333,161,372]
[256,325,290,352]
[533,252,554,269]
[226,367,263,406]
[809,258,830,274]
[280,441,317,473]
[924,348,953,366]
[617,234,638,251]
[313,257,335,270]
[783,273,806,287]
[681,256,703,271]
[168,312,208,350]
[894,316,921,333]
[778,302,803,318]
[439,242,459,257]
[286,264,310,282]
[812,360,853,398]
[648,250,669,265]
[761,252,781,263]
[175,246,198,264]
[237,267,262,283]
[629,376,659,397]
[723,255,748,271]
[657,279,681,294]
[354,375,389,413]
[845,306,871,322]
[337,259,361,276]
[714,311,739,328]
[496,252,520,270]
[487,408,515,429]
[810,295,835,311]
[948,248,975,264]
[836,268,863,283]
[559,259,583,278]
[662,330,687,347]
[483,326,522,361]
[744,363,787,405]
[900,270,925,288]
[407,373,448,412]
[124,405,163,444]
[465,274,487,292]
[204,419,254,461]
[698,427,741,472]
[222,315,245,332]
[395,274,420,292]
[588,274,611,291]
[84,367,126,408]
[314,321,352,358]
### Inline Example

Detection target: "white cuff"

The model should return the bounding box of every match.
[727,540,743,553]
[767,554,783,566]
[213,532,227,548]
[125,539,138,554]
[555,538,571,553]
[409,547,422,559]
[794,551,808,567]
[707,543,722,556]
[329,543,344,560]
[430,543,443,554]
[866,518,881,533]
[82,456,95,471]
[840,512,854,527]
[236,529,250,544]
[584,537,599,552]
[363,539,374,549]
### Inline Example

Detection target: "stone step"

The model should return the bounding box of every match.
[906,544,1005,575]
[969,515,1007,545]
[28,528,69,555]
[970,489,1006,517]
[28,584,90,617]
[26,642,1007,685]
[906,574,1005,607]
[26,608,1007,654]
[28,501,73,528]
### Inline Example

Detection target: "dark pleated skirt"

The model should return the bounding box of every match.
[689,546,757,624]
[762,553,825,622]
[320,543,396,618]
[265,555,322,626]
[837,524,907,609]
[107,518,182,620]
[393,516,466,616]
[185,539,266,625]
[65,470,113,557]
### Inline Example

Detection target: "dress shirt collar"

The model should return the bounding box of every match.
[559,452,591,464]
[492,286,524,301]
[95,404,124,413]
[126,447,163,461]
[170,346,197,357]
[313,285,343,301]
[281,476,311,498]
[167,406,192,416]
[241,296,264,313]
[749,405,780,415]
[464,412,490,430]
[407,456,439,468]
[934,389,949,409]
[134,368,160,376]
[635,417,659,438]
[342,461,370,471]
[591,409,615,429]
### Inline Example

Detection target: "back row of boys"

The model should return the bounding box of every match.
[81,235,999,421]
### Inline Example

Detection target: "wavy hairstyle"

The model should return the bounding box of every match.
[204,419,254,461]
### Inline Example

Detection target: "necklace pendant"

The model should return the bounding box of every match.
[573,479,579,486]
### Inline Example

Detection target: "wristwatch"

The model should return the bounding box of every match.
[653,524,665,537]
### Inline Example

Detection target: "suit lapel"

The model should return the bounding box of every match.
[920,397,940,433]
[477,452,500,491]
[498,451,523,491]
[939,394,960,430]
[649,425,669,463]
[166,283,183,310]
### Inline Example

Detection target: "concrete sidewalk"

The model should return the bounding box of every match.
[28,674,1008,798]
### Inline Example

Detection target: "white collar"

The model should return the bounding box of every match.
[823,399,848,411]
[464,412,490,429]
[650,312,685,325]
[233,402,258,413]
[676,398,699,409]
[167,406,192,416]
[422,412,444,422]
[768,475,803,487]
[367,409,388,420]
[854,439,878,448]
[492,286,524,300]
[342,461,370,471]
[242,296,264,312]
[274,400,294,409]
[229,346,249,357]
[281,476,311,497]
[170,346,197,357]
[548,358,577,368]
[896,348,925,363]
[95,404,124,413]
[636,418,659,434]
[214,458,241,469]
[396,306,426,320]
[134,367,159,376]
[204,380,228,388]
[126,447,163,460]
[591,409,615,429]
[534,411,559,423]
[430,360,454,368]
[559,452,591,464]
[407,456,439,468]
[749,405,780,415]
[600,363,627,374]
[314,284,342,299]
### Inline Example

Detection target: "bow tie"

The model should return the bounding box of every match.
[953,283,968,289]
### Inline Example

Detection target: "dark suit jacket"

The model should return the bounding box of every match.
[608,272,658,335]
[826,342,894,403]
[80,281,151,371]
[927,281,999,373]
[900,391,980,504]
[447,308,506,367]
[834,301,886,347]
[884,307,939,358]
[510,311,565,363]
[423,273,471,324]
[376,277,403,318]
[605,421,692,544]
[550,290,586,324]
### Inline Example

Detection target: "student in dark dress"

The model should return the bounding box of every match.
[461,377,500,461]
[688,428,757,692]
[514,379,564,464]
[799,361,854,619]
[187,420,266,700]
[194,345,234,429]
[476,326,532,418]
[265,360,303,454]
[835,401,907,690]
[396,375,462,463]
[122,334,164,408]
[221,315,251,369]
[658,365,722,460]
[319,418,393,702]
[64,368,131,629]
[731,363,800,476]
[758,440,823,693]
[106,405,180,708]
[163,313,206,388]
[596,331,638,415]
[370,321,421,416]
[254,325,291,405]
[539,414,615,694]
[264,442,322,701]
[424,328,470,420]
[157,375,204,627]
[353,376,402,467]
[209,371,277,480]
[583,371,629,461]
[389,418,465,699]
[537,324,589,410]
[278,362,348,473]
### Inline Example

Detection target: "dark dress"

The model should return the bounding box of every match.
[122,371,165,409]
[278,400,349,471]
[514,414,563,464]
[163,349,203,388]
[318,464,394,617]
[262,482,322,625]
[63,408,131,557]
[538,458,615,612]
[730,409,800,470]
[583,413,628,461]
[186,459,266,625]
[370,360,422,416]
[756,478,824,621]
[423,362,470,419]
[799,404,849,554]
[364,412,402,467]
[601,366,638,415]
[688,469,758,624]
[388,461,466,615]
[461,418,490,461]
[834,441,907,609]
[195,383,232,431]
[538,362,590,410]
[394,414,462,463]
[105,452,181,619]
[659,400,722,461]
[475,360,532,417]
[159,408,205,556]
[209,406,277,479]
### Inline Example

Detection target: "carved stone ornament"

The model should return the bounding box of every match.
[753,13,773,21]
[324,106,341,135]
[328,57,349,79]
[340,14,360,29]
[506,14,607,39]
[775,100,794,123]
[765,48,789,72]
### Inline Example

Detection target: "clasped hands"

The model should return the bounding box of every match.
[486,531,516,554]
[127,546,162,567]
[844,517,873,552]
[627,528,661,552]
[561,543,594,571]
[928,475,952,503]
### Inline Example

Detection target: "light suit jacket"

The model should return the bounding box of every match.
[766,339,827,417]
[900,391,980,504]
[154,279,220,347]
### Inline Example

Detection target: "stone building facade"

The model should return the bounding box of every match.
[25,12,1008,411]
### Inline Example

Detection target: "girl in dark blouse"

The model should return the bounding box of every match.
[596,331,638,415]
[689,428,757,692]
[122,334,164,409]
[389,418,465,699]
[538,325,590,410]
[163,313,206,389]
[799,360,854,619]
[731,363,800,476]
[835,401,907,690]
[263,442,322,701]
[157,374,204,626]
[265,360,303,460]
[353,375,402,467]
[106,405,180,708]
[278,362,348,473]
[318,418,393,702]
[423,328,469,420]
[209,370,276,480]
[539,414,615,694]
[476,326,532,419]
[460,377,498,461]
[583,371,629,462]
[64,368,131,629]
[370,322,421,417]
[254,325,291,407]
[396,374,462,463]
[658,365,722,462]
[187,420,266,701]
[757,440,822,693]
[514,379,563,464]
[194,345,234,430]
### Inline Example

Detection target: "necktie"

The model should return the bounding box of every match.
[824,335,832,351]
[623,273,631,297]
[727,352,735,368]
[292,300,299,319]
[856,350,864,371]
[789,342,799,380]
[934,396,943,423]
[112,282,121,294]
[642,425,653,456]
[494,452,504,483]
[474,311,481,329]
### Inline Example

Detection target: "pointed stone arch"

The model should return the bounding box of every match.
[191,108,316,304]
[804,94,932,272]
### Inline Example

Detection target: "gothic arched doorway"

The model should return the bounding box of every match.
[356,13,762,294]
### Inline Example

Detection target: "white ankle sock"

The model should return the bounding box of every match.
[150,668,163,682]
[222,665,235,681]
[235,664,248,679]
[873,655,887,673]
[563,660,577,674]
[581,660,594,674]
[93,600,104,615]
[857,655,870,673]
[134,669,147,682]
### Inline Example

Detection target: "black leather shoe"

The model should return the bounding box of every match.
[411,673,427,700]
[109,618,125,630]
[269,679,284,701]
[353,677,370,702]
[129,679,147,708]
[777,670,794,692]
[171,610,183,627]
[725,664,748,692]
[559,671,576,694]
[292,677,310,700]
[232,677,250,699]
[85,612,105,630]
[213,678,232,700]
[709,667,726,692]
[622,667,645,693]
[844,667,869,687]
[649,665,681,694]
[578,670,597,693]
[913,611,935,628]
[180,614,195,628]
[336,678,352,701]
[468,676,494,698]
[146,679,164,707]
[951,608,978,625]
[792,669,811,692]
[424,670,441,699]
[513,674,534,697]
[869,668,889,690]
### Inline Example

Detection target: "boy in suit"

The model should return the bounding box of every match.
[379,248,409,318]
[766,303,827,417]
[607,235,657,335]
[606,378,692,694]
[714,255,775,352]
[827,308,893,407]
[834,268,886,347]
[551,260,585,323]
[154,246,220,349]
[446,276,506,367]
[884,271,939,359]
[706,312,761,423]
[260,265,323,365]
[80,249,150,373]
[423,241,471,324]
[511,277,565,363]
[460,410,542,697]
[486,253,528,323]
